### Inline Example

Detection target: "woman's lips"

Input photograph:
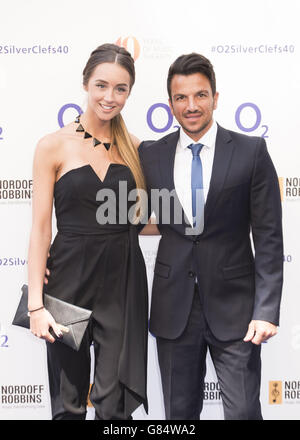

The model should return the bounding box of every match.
[100,103,115,111]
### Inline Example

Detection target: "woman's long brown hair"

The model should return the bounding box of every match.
[83,43,146,222]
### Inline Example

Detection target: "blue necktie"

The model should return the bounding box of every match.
[188,143,205,232]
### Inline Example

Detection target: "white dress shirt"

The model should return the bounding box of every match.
[173,120,218,226]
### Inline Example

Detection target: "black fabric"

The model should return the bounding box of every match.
[156,286,262,420]
[139,126,283,341]
[47,318,134,420]
[13,284,92,351]
[45,164,148,419]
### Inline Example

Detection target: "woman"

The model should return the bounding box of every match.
[27,44,148,420]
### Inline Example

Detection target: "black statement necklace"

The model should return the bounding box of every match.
[75,115,111,151]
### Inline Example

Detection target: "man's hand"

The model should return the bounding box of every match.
[44,252,50,284]
[44,268,50,284]
[243,320,277,345]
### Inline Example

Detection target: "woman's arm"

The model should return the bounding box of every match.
[27,135,63,342]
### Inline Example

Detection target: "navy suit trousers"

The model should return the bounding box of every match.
[156,285,263,420]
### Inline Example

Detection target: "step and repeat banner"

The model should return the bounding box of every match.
[0,0,299,420]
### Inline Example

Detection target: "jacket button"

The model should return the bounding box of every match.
[188,271,195,278]
[194,239,200,245]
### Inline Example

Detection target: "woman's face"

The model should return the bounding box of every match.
[84,62,131,122]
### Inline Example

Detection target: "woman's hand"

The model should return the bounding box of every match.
[29,308,66,343]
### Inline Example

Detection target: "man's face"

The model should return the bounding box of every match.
[169,72,219,141]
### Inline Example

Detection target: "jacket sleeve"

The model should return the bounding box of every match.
[250,137,283,325]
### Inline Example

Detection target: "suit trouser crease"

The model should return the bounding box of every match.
[156,286,262,420]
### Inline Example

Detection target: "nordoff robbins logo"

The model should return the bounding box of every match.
[269,381,282,404]
[1,384,45,405]
[0,179,32,200]
[279,177,300,201]
[269,380,300,404]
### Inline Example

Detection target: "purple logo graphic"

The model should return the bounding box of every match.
[0,334,8,348]
[235,102,269,138]
[58,104,83,128]
[147,103,179,133]
[58,102,269,138]
[146,101,269,138]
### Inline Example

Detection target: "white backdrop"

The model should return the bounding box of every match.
[0,0,299,420]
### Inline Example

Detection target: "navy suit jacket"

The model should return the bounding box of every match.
[139,125,283,342]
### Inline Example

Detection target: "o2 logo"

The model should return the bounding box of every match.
[147,103,179,133]
[58,101,269,139]
[0,323,8,348]
[57,102,179,132]
[146,102,269,138]
[0,126,3,140]
[0,334,8,348]
[235,102,269,138]
[58,103,83,128]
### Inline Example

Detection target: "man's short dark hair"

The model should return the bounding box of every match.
[167,53,216,99]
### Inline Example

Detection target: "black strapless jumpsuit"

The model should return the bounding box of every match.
[45,164,148,420]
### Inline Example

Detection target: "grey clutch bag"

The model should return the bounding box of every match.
[12,284,92,351]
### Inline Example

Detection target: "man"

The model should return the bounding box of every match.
[139,53,283,420]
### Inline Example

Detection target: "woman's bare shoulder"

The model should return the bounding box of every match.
[36,122,76,154]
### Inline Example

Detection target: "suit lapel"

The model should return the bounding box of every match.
[158,130,179,192]
[204,125,234,226]
[157,130,193,233]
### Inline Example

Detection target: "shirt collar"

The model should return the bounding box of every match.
[179,120,218,151]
